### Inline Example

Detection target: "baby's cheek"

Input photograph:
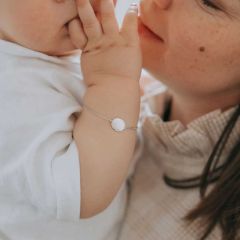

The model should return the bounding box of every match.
[28,16,57,42]
[16,18,53,50]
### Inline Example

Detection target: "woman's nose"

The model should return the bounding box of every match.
[153,0,172,9]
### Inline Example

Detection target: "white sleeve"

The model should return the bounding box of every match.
[0,71,82,221]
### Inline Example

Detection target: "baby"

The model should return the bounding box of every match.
[0,0,141,240]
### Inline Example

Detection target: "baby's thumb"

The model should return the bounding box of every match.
[68,18,88,50]
[121,3,139,45]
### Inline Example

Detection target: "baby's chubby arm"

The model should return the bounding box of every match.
[69,0,142,218]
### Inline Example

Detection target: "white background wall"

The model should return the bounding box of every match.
[115,0,140,24]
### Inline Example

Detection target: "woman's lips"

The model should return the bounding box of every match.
[138,19,164,43]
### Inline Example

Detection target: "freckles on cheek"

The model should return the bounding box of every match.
[187,46,208,72]
[186,49,221,83]
[169,21,219,76]
[199,46,206,52]
[170,37,204,71]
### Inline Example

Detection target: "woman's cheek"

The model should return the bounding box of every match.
[162,31,209,90]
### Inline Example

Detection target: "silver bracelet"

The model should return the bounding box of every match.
[83,104,138,132]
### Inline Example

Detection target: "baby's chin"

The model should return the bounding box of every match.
[57,49,81,57]
[0,31,80,57]
[44,38,81,57]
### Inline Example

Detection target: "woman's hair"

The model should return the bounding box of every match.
[185,105,240,240]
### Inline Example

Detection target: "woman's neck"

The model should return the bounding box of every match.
[169,90,240,126]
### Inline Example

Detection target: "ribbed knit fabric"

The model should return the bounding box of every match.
[119,92,240,240]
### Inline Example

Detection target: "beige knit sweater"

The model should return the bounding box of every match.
[119,91,240,240]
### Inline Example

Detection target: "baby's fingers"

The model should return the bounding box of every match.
[100,0,119,36]
[68,18,87,49]
[76,0,102,40]
[121,3,139,45]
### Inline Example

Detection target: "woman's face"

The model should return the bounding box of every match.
[139,0,240,99]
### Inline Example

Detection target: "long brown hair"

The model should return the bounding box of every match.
[186,105,240,240]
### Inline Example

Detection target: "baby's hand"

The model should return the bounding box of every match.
[69,0,142,87]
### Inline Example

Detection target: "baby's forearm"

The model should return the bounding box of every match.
[73,78,140,218]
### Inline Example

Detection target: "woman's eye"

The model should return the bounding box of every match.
[201,0,221,10]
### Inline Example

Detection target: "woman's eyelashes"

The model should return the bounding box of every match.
[201,0,221,11]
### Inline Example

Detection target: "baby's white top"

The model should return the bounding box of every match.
[0,40,127,240]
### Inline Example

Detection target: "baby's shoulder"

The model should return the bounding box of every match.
[0,55,52,85]
[0,54,84,99]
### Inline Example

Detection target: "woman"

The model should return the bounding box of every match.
[119,0,240,239]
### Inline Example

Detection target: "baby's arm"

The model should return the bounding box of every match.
[69,0,142,218]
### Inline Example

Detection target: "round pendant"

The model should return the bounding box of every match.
[111,118,126,132]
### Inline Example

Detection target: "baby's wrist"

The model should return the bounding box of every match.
[84,82,141,125]
[85,80,141,104]
[84,74,140,88]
